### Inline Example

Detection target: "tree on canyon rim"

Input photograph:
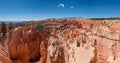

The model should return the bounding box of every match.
[0,22,7,36]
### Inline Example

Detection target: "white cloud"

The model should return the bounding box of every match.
[58,3,64,8]
[70,6,74,9]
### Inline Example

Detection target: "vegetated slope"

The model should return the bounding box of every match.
[1,18,120,63]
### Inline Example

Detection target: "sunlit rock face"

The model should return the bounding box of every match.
[1,19,120,63]
[8,26,47,63]
[46,36,66,63]
[47,20,95,63]
[46,19,120,63]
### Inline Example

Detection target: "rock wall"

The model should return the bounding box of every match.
[0,26,48,63]
[47,20,120,63]
[8,26,41,63]
[1,19,120,63]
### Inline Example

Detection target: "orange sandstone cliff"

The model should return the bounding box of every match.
[0,18,120,63]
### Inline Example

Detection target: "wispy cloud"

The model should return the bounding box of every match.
[58,3,64,8]
[70,6,74,9]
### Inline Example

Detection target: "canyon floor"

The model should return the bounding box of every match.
[0,18,120,63]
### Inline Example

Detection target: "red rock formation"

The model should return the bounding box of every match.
[8,26,47,63]
[47,36,66,63]
[46,19,120,63]
[1,18,120,63]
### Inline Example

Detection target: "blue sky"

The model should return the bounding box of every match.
[0,0,120,21]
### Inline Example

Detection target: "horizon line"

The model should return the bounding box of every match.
[0,17,120,21]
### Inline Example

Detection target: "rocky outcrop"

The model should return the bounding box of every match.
[1,19,120,63]
[46,19,120,63]
[8,26,47,63]
[47,36,65,63]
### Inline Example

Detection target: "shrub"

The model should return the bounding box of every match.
[36,24,44,32]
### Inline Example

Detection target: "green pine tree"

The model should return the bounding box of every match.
[1,22,7,36]
[8,22,14,32]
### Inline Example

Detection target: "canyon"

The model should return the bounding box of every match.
[0,18,120,63]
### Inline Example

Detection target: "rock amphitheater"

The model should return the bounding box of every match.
[0,18,120,63]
